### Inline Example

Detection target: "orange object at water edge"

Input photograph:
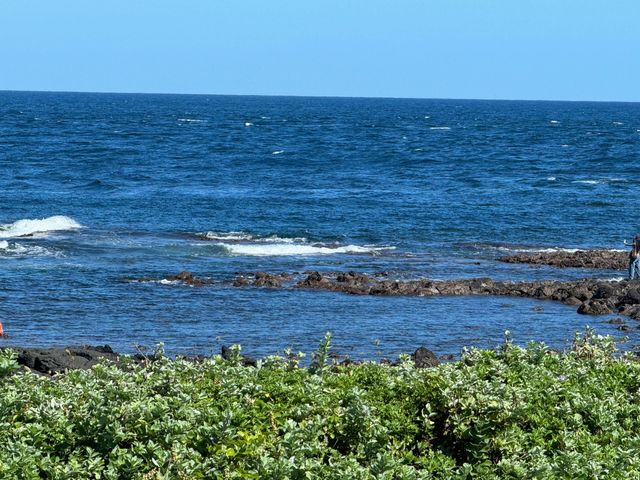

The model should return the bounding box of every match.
[0,321,4,337]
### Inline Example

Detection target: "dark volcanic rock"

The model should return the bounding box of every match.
[412,347,440,368]
[290,272,640,319]
[620,288,640,306]
[15,345,120,375]
[577,299,614,316]
[500,249,627,270]
[232,276,249,287]
[606,317,626,324]
[253,272,282,288]
[296,272,331,289]
[166,271,212,287]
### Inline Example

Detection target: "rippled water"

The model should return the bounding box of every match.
[1,92,639,357]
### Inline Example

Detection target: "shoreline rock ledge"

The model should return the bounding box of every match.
[499,249,627,270]
[290,271,640,320]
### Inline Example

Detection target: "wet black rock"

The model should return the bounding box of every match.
[253,272,283,288]
[412,347,440,368]
[166,271,212,287]
[606,317,626,325]
[577,300,614,316]
[232,276,249,287]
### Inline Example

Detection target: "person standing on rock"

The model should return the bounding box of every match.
[629,235,640,280]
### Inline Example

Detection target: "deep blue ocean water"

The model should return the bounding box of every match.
[1,91,639,358]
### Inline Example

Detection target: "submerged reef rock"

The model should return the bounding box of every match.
[500,249,627,270]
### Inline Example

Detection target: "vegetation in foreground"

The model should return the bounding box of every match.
[1,331,640,479]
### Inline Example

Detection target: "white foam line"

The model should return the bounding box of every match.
[218,243,395,257]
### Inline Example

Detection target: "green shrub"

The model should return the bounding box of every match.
[0,348,18,378]
[1,332,640,478]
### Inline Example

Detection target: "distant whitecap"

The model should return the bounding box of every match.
[272,150,285,155]
[244,122,253,127]
[429,126,451,130]
[572,180,601,185]
[178,118,204,123]
[550,120,560,124]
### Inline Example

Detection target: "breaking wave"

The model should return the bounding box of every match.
[201,231,394,256]
[217,243,394,257]
[0,215,83,238]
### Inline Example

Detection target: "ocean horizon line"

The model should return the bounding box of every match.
[1,88,638,105]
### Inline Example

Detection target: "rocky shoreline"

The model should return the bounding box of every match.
[11,249,636,376]
[499,248,627,270]
[292,271,640,318]
[156,268,640,320]
[1,343,442,376]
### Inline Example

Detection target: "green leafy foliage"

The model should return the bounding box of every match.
[2,332,640,478]
[0,348,18,378]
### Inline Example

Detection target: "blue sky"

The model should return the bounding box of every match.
[1,0,638,101]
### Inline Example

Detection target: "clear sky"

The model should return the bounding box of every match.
[1,0,638,101]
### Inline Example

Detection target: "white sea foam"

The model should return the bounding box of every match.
[480,244,581,254]
[424,116,430,119]
[0,241,59,258]
[272,150,285,155]
[498,246,580,254]
[547,176,557,181]
[533,248,580,254]
[560,144,569,148]
[572,180,601,185]
[487,244,626,255]
[607,277,626,282]
[178,118,204,123]
[613,121,624,125]
[244,122,253,127]
[217,243,394,257]
[0,215,82,238]
[203,231,254,241]
[550,120,560,124]
[202,231,307,243]
[429,126,451,130]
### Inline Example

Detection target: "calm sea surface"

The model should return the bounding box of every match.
[1,91,639,358]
